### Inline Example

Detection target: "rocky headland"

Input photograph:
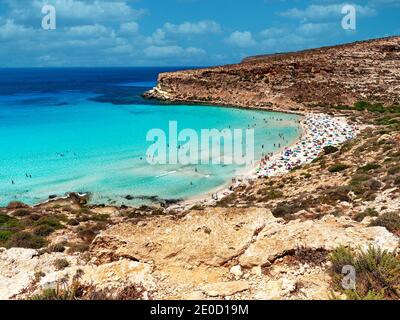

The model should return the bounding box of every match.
[1,36,400,300]
[144,36,400,112]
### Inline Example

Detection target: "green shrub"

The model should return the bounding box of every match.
[215,193,236,207]
[12,209,32,217]
[357,163,381,173]
[53,258,69,270]
[330,246,400,300]
[67,218,80,226]
[48,243,66,253]
[30,286,78,301]
[330,246,355,274]
[258,190,284,201]
[312,156,324,163]
[6,232,47,249]
[67,243,90,254]
[365,179,382,191]
[300,172,312,179]
[329,163,350,173]
[352,101,400,114]
[271,198,317,219]
[354,208,379,222]
[33,225,56,237]
[349,174,370,186]
[320,186,351,204]
[348,175,381,197]
[0,214,20,229]
[324,146,339,155]
[340,141,355,153]
[0,230,13,245]
[88,214,110,222]
[35,216,64,229]
[388,166,400,175]
[370,212,400,235]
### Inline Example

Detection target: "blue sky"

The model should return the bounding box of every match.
[0,0,399,67]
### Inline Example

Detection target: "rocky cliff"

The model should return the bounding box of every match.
[144,36,400,111]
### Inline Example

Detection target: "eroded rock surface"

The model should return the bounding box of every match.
[145,37,400,111]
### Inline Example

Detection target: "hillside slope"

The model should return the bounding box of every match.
[144,36,400,112]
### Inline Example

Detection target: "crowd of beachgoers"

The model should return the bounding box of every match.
[202,113,360,203]
[256,113,359,177]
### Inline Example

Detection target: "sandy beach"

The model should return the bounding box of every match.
[181,112,360,208]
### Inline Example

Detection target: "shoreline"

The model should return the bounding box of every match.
[179,112,359,210]
[1,108,358,211]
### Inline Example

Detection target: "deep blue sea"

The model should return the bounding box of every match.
[0,68,301,206]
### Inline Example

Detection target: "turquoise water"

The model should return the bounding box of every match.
[0,68,301,206]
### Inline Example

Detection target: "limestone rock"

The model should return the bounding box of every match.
[230,265,243,278]
[239,218,399,268]
[201,281,250,297]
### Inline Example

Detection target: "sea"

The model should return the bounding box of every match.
[0,67,301,206]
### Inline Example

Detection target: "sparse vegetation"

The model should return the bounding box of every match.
[67,218,80,226]
[354,208,379,222]
[6,232,47,249]
[47,243,66,253]
[12,209,32,217]
[324,146,339,155]
[388,166,400,175]
[66,243,90,254]
[330,246,400,300]
[33,224,56,237]
[370,212,400,236]
[35,216,64,230]
[0,230,13,246]
[30,278,149,301]
[329,163,350,173]
[357,163,381,173]
[53,258,70,270]
[334,101,400,114]
[258,189,284,202]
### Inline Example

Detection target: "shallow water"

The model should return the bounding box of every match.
[0,68,301,206]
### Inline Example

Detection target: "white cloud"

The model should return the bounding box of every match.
[5,0,144,23]
[35,0,144,20]
[260,27,289,38]
[261,33,316,52]
[225,31,256,47]
[120,22,139,35]
[296,22,335,36]
[146,28,167,45]
[145,20,220,45]
[0,19,35,39]
[163,20,221,35]
[144,45,205,58]
[65,24,111,37]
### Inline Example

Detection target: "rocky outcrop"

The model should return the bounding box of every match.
[0,247,155,300]
[86,207,398,300]
[144,36,400,111]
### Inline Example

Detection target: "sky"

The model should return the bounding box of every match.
[0,0,399,67]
